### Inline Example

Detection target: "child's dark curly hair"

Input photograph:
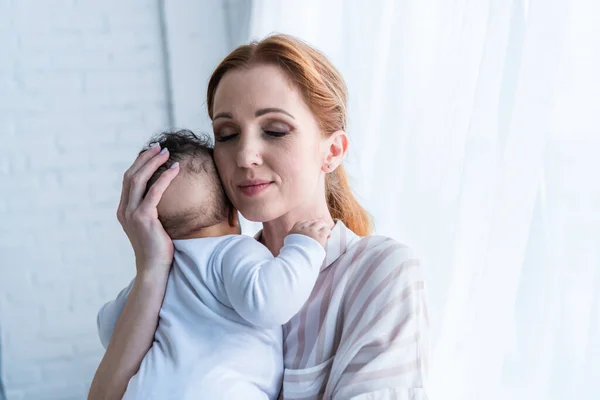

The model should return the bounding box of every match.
[140,129,237,233]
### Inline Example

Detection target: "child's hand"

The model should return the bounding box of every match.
[289,220,331,248]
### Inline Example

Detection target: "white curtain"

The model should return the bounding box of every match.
[247,0,600,399]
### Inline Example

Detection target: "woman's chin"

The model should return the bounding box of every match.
[237,205,280,223]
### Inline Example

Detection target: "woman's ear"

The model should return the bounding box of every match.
[322,130,348,172]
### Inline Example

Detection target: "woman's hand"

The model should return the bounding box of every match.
[89,144,180,400]
[117,143,180,274]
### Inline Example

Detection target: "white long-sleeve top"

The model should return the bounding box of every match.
[97,233,325,400]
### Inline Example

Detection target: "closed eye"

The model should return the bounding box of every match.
[215,130,288,142]
[264,130,288,138]
[215,133,239,142]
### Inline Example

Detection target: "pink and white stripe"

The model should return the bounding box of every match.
[258,220,430,399]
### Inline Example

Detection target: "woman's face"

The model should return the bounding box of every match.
[212,64,327,222]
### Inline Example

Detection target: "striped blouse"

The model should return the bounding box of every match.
[269,220,429,399]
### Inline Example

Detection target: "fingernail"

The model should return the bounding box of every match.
[170,162,179,169]
[149,142,159,148]
[159,147,168,155]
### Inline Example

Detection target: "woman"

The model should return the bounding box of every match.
[89,34,429,399]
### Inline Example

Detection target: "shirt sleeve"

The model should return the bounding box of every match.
[329,239,429,399]
[96,278,135,349]
[219,234,326,328]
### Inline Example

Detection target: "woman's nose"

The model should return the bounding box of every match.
[235,136,263,168]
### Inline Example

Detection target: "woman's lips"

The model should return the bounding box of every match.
[238,182,273,197]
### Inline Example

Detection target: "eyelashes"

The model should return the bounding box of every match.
[264,130,288,138]
[215,134,236,143]
[215,130,289,142]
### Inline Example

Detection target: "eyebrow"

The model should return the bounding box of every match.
[212,107,295,122]
[213,112,233,121]
[255,107,295,119]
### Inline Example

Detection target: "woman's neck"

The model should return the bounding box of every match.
[260,201,334,256]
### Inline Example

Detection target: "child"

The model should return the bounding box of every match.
[97,130,329,399]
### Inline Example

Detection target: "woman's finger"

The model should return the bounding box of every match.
[118,144,161,221]
[140,162,180,211]
[126,148,171,215]
[128,142,161,176]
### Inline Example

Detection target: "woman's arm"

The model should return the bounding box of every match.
[97,278,137,349]
[88,144,180,400]
[88,270,168,399]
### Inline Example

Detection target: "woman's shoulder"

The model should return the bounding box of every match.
[328,233,429,398]
[342,233,423,288]
[338,233,427,330]
[348,233,419,265]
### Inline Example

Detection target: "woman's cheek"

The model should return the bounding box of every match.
[287,163,312,196]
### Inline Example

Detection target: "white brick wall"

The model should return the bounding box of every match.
[0,0,242,398]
